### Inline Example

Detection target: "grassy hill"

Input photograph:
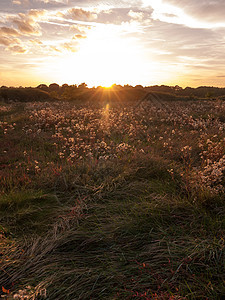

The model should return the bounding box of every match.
[0,88,51,102]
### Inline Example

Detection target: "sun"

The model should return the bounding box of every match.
[102,84,114,89]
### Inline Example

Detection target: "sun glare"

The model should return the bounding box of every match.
[48,24,148,87]
[102,84,113,89]
[39,22,183,87]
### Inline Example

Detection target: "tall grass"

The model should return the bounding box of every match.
[0,98,225,299]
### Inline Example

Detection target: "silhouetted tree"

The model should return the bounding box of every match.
[37,84,48,91]
[62,84,69,89]
[135,85,144,89]
[78,83,87,89]
[49,83,60,91]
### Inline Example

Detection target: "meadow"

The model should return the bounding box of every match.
[0,92,225,299]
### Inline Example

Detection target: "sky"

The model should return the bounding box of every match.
[0,0,225,88]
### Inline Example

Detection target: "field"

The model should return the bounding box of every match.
[0,94,225,299]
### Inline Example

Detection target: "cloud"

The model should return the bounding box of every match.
[7,44,28,53]
[62,41,78,52]
[73,34,86,39]
[128,10,144,21]
[0,0,224,88]
[0,27,20,36]
[139,18,225,83]
[28,9,45,18]
[12,0,23,5]
[0,37,12,46]
[162,0,225,24]
[69,24,91,35]
[10,0,68,9]
[47,40,78,53]
[10,9,45,35]
[12,0,29,5]
[29,38,43,44]
[49,45,61,52]
[95,7,151,25]
[0,35,27,54]
[13,17,41,35]
[64,8,97,21]
[0,36,21,46]
[38,0,67,4]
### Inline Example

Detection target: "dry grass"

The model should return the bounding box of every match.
[0,96,225,299]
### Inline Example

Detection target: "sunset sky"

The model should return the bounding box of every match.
[1,0,225,88]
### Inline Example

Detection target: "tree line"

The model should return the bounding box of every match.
[1,83,225,103]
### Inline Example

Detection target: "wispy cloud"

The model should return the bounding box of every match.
[162,0,225,24]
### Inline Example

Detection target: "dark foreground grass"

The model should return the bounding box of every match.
[1,100,225,299]
[0,159,225,300]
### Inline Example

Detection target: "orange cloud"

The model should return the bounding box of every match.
[0,35,27,54]
[70,24,91,35]
[0,37,21,46]
[7,45,28,53]
[49,45,61,53]
[10,9,45,36]
[62,42,78,52]
[73,34,87,39]
[29,38,43,45]
[28,9,46,19]
[0,27,20,36]
[0,37,12,46]
[65,8,97,21]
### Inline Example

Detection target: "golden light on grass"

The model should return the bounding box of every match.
[105,103,110,111]
[103,103,110,119]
